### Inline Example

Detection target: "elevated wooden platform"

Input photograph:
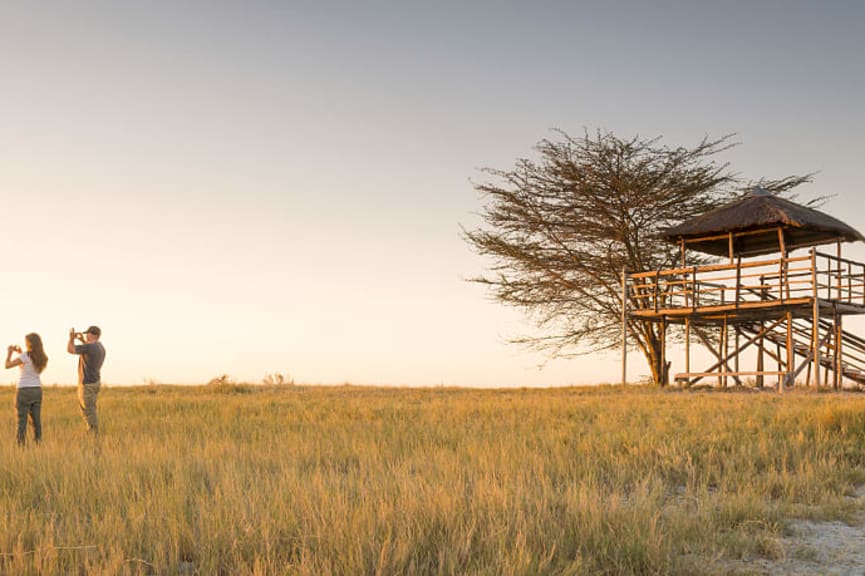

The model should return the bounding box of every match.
[624,248,865,389]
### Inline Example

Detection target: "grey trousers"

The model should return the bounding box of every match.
[78,382,100,434]
[15,386,42,446]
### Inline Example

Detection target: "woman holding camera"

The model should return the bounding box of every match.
[5,333,48,446]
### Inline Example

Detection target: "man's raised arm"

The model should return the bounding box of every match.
[67,328,80,354]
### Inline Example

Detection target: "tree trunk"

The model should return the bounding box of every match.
[650,353,670,386]
[642,324,668,386]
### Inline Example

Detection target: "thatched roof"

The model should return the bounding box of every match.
[662,188,865,257]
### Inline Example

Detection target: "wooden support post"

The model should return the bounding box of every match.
[728,232,734,264]
[776,340,783,390]
[784,310,793,391]
[717,321,723,388]
[778,227,788,300]
[654,270,660,312]
[692,266,698,310]
[660,317,667,386]
[685,317,690,382]
[812,248,821,388]
[825,253,831,300]
[823,351,830,389]
[735,256,742,308]
[837,241,843,301]
[757,273,766,389]
[724,317,730,388]
[734,327,740,383]
[756,320,764,388]
[835,311,843,390]
[719,317,727,388]
[621,267,627,386]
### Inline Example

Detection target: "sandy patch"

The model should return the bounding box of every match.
[718,488,865,576]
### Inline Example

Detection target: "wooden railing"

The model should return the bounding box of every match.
[628,248,865,313]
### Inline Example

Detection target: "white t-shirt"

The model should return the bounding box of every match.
[17,353,41,388]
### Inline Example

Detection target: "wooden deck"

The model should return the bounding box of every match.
[624,248,865,389]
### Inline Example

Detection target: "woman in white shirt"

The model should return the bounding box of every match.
[5,333,48,446]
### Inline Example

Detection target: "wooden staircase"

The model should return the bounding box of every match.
[739,318,865,387]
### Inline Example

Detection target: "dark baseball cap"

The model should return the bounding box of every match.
[85,326,101,336]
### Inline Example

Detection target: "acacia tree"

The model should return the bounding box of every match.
[464,129,801,385]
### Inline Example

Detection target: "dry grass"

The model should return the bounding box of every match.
[1,384,865,575]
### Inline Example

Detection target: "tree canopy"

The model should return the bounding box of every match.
[464,129,810,384]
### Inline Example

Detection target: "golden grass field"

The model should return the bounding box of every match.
[2,384,865,575]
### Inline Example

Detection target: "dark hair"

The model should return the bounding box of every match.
[25,333,48,374]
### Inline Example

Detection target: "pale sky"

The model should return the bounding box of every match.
[1,1,863,386]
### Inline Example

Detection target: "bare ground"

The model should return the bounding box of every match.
[715,487,865,576]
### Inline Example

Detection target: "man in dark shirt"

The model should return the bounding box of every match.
[67,325,106,435]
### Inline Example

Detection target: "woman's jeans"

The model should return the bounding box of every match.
[16,386,42,446]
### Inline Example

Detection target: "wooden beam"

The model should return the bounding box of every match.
[628,254,810,279]
[681,227,791,245]
[677,370,786,379]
